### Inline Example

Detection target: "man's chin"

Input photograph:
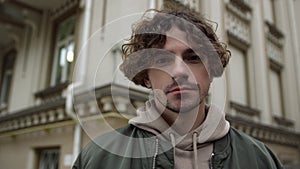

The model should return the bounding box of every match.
[166,101,201,114]
[154,93,202,113]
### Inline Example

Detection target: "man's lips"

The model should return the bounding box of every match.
[166,86,197,94]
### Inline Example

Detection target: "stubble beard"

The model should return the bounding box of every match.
[165,92,202,113]
[154,83,204,114]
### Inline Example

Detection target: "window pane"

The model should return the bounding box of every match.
[0,75,12,104]
[66,41,74,82]
[59,46,67,67]
[66,42,74,63]
[0,52,16,106]
[269,69,283,117]
[228,45,248,105]
[38,149,59,169]
[54,46,66,84]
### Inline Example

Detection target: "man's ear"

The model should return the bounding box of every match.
[144,78,151,88]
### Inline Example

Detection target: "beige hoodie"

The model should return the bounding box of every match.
[129,100,230,169]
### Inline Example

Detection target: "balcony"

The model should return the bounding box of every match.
[0,83,148,136]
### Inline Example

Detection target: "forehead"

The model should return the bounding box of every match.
[164,26,190,52]
[165,26,188,43]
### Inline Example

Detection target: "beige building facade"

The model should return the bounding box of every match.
[0,0,299,168]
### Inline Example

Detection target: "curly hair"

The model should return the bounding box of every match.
[120,7,231,87]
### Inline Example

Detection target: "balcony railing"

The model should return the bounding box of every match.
[0,98,67,133]
[227,115,300,147]
[74,83,148,118]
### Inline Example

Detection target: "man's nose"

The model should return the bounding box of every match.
[170,57,189,79]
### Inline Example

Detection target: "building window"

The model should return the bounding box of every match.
[37,148,60,169]
[50,15,76,86]
[0,51,16,110]
[269,63,284,117]
[268,61,294,127]
[228,45,249,106]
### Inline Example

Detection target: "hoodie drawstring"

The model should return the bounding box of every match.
[152,138,159,169]
[170,133,176,158]
[193,132,199,169]
[170,132,199,169]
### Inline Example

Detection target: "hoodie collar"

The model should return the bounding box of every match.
[129,99,230,150]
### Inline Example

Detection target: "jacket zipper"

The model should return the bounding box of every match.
[152,138,159,169]
[209,153,214,169]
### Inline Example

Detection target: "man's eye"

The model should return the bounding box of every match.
[185,55,202,64]
[154,56,173,66]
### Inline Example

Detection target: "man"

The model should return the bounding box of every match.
[73,4,283,169]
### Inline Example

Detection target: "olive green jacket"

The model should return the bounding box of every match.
[73,125,283,169]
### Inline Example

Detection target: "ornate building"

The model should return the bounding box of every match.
[0,0,299,169]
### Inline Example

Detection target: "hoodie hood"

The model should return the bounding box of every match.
[129,99,230,169]
[129,99,230,147]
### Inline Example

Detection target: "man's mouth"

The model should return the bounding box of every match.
[166,86,197,94]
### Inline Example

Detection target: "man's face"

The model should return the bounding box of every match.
[145,27,211,113]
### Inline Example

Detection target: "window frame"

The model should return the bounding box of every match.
[0,50,16,111]
[269,59,285,117]
[50,14,76,87]
[227,44,250,106]
[36,147,60,169]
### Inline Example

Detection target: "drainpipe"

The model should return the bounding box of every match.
[149,0,156,9]
[66,0,92,164]
[66,83,83,165]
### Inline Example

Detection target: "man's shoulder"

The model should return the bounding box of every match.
[229,127,264,145]
[225,127,283,169]
[97,124,153,140]
[81,124,153,155]
[229,127,262,144]
[73,125,157,169]
[85,125,135,146]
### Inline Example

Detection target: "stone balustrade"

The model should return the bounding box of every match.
[0,99,66,133]
[74,84,148,119]
[228,115,300,147]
